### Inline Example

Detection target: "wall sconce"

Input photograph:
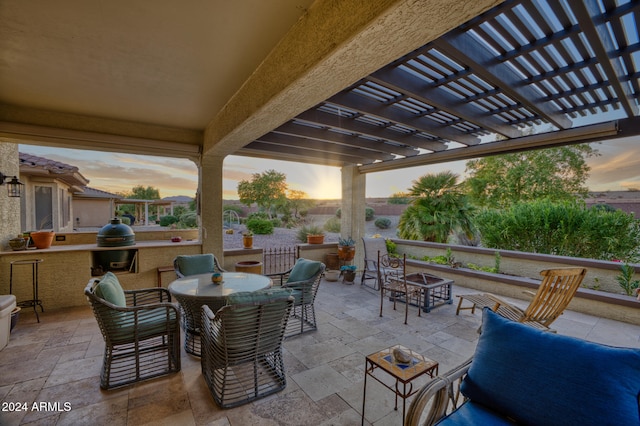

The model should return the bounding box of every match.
[0,172,24,197]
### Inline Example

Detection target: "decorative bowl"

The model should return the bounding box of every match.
[9,238,28,251]
[211,273,223,284]
[171,236,182,242]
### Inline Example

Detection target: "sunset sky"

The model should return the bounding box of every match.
[19,135,640,200]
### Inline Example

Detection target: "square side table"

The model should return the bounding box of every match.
[362,345,438,425]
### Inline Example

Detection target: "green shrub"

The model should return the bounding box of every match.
[616,263,640,296]
[365,207,375,221]
[246,218,274,234]
[385,239,397,254]
[388,192,411,204]
[474,199,640,261]
[324,217,341,233]
[335,208,341,218]
[375,217,391,229]
[296,224,324,242]
[159,215,179,227]
[179,211,198,228]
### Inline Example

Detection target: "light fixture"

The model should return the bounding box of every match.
[0,172,24,197]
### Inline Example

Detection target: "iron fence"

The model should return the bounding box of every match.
[263,246,298,275]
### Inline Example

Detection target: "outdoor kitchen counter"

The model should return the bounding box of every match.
[0,240,203,310]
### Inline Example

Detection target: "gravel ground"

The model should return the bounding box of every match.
[223,215,399,249]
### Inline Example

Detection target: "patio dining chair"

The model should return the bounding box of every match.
[173,253,225,278]
[378,252,423,325]
[85,272,181,389]
[456,267,587,331]
[361,237,388,290]
[201,288,294,408]
[268,258,325,337]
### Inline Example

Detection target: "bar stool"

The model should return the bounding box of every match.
[10,259,44,323]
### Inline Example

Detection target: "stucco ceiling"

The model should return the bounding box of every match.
[0,0,314,129]
[1,0,639,170]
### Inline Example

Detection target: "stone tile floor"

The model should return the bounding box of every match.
[1,279,639,426]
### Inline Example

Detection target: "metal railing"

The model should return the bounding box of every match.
[263,246,298,275]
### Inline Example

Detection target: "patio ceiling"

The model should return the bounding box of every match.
[1,0,639,171]
[240,0,640,171]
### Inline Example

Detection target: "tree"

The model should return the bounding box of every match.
[237,170,287,219]
[397,171,475,243]
[285,189,314,219]
[464,145,598,209]
[126,185,161,200]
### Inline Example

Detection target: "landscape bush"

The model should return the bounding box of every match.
[179,211,198,228]
[335,207,375,221]
[374,217,391,229]
[160,215,179,227]
[246,218,274,234]
[474,199,640,261]
[324,217,341,233]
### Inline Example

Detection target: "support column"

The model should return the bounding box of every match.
[200,154,225,260]
[341,164,366,269]
[0,142,22,250]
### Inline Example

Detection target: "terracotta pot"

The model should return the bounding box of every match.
[242,235,253,249]
[338,245,355,261]
[30,231,55,249]
[307,234,324,244]
[235,261,263,274]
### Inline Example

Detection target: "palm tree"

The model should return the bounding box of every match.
[398,171,475,243]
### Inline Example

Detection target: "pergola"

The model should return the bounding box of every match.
[1,0,639,258]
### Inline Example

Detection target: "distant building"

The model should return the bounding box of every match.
[585,191,640,219]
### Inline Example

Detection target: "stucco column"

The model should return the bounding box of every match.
[0,142,22,250]
[341,164,366,269]
[199,154,224,260]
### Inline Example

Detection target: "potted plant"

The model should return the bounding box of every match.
[338,236,356,261]
[30,216,55,249]
[307,233,325,244]
[340,264,357,283]
[242,232,253,249]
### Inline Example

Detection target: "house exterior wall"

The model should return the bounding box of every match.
[19,175,75,233]
[0,143,21,249]
[73,198,114,228]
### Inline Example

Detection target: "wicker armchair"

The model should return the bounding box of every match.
[379,252,422,324]
[84,272,181,390]
[173,253,225,278]
[269,259,325,337]
[456,267,587,331]
[201,290,294,408]
[361,237,388,290]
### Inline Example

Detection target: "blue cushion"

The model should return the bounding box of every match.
[461,309,640,426]
[435,401,515,426]
[175,254,215,276]
[227,288,293,306]
[94,272,126,307]
[286,258,322,283]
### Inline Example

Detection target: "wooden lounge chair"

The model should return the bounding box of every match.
[456,267,587,331]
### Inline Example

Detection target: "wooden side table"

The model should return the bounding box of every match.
[362,345,438,425]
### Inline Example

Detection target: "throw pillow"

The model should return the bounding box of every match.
[461,308,640,426]
[94,272,126,307]
[286,258,322,283]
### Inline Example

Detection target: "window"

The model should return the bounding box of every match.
[35,186,53,230]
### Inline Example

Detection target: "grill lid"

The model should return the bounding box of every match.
[97,218,135,247]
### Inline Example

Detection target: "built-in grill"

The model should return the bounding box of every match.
[97,218,136,247]
[92,218,136,275]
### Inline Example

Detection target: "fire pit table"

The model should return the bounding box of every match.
[404,272,453,312]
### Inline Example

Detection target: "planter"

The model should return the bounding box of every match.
[307,234,325,244]
[242,235,253,249]
[325,253,340,270]
[324,270,340,281]
[342,270,356,283]
[8,237,28,251]
[338,245,355,261]
[10,307,20,332]
[235,260,263,274]
[30,231,55,249]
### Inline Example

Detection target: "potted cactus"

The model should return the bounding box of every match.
[338,236,356,261]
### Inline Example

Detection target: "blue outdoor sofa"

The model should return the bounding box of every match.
[405,309,640,426]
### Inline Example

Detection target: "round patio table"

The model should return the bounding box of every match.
[168,272,272,356]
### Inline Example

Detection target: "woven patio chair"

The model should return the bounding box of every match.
[85,272,181,390]
[361,237,388,290]
[379,252,423,325]
[269,258,325,337]
[201,289,294,408]
[456,267,587,331]
[173,253,225,278]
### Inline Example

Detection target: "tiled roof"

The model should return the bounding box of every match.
[19,152,79,174]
